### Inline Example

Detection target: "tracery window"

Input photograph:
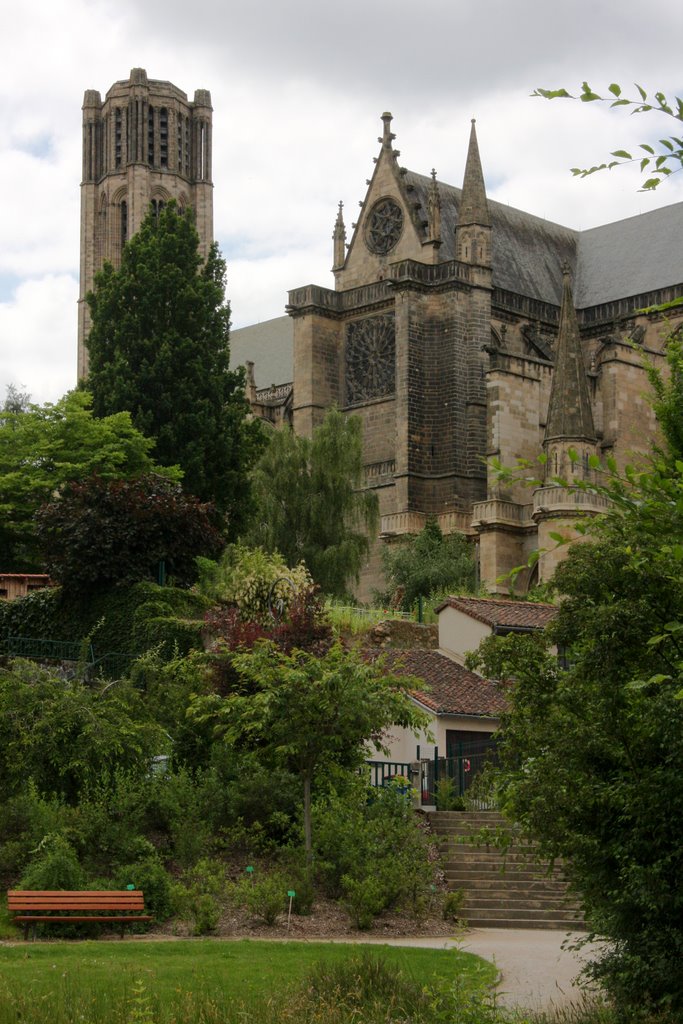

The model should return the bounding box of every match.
[345,315,396,405]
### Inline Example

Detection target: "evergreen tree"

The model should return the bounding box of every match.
[244,409,378,597]
[86,202,263,536]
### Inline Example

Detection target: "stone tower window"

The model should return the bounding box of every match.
[115,108,122,168]
[151,198,165,220]
[120,200,128,251]
[159,108,168,168]
[148,106,155,164]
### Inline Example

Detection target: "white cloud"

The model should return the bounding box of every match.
[0,276,78,405]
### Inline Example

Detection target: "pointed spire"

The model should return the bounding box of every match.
[545,266,596,443]
[379,112,396,151]
[427,169,441,243]
[459,119,490,228]
[332,201,346,271]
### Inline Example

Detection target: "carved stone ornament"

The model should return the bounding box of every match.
[364,197,403,254]
[346,315,396,404]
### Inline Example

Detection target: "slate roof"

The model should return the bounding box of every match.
[435,596,557,631]
[230,315,293,389]
[404,170,683,309]
[372,648,507,717]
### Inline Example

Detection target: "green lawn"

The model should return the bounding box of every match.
[0,938,497,1023]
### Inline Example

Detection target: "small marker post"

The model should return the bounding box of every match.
[287,890,296,931]
[246,866,254,885]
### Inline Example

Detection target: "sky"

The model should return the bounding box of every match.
[2,0,683,405]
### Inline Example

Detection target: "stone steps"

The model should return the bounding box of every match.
[429,810,585,931]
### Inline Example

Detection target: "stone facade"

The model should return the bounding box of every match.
[279,114,683,598]
[78,68,213,378]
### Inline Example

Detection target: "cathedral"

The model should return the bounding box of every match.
[280,113,683,596]
[79,77,683,598]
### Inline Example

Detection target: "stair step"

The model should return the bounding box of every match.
[429,809,584,930]
[462,916,586,931]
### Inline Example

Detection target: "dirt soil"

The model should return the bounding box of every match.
[153,896,457,942]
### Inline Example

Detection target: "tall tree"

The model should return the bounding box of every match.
[469,341,683,1014]
[190,640,427,861]
[380,516,477,610]
[244,409,378,597]
[86,202,263,536]
[0,390,175,571]
[37,474,224,591]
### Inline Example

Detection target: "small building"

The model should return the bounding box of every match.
[369,596,557,803]
[0,574,51,601]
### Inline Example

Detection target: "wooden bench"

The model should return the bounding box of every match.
[7,890,152,940]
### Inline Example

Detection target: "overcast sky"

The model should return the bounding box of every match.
[2,0,683,404]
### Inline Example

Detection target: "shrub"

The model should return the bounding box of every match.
[20,833,86,890]
[442,888,465,922]
[314,780,438,925]
[238,871,288,926]
[171,858,231,935]
[113,855,173,921]
[341,874,386,930]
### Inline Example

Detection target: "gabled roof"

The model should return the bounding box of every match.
[435,596,557,630]
[369,647,506,717]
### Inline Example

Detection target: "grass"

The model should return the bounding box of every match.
[325,602,412,635]
[0,938,497,1023]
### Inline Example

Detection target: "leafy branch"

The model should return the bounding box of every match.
[532,82,683,190]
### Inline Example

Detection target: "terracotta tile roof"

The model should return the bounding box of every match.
[369,648,507,718]
[434,596,557,631]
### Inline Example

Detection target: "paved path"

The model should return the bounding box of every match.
[317,929,602,1011]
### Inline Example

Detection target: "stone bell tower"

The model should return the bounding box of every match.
[78,68,214,378]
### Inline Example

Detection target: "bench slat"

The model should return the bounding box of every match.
[12,921,152,929]
[9,899,145,910]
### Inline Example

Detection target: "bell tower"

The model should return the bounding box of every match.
[78,68,214,379]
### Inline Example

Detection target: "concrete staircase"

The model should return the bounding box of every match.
[430,810,585,930]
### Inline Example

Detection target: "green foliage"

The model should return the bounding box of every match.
[197,544,314,623]
[641,335,683,464]
[20,833,86,890]
[0,660,166,803]
[379,516,478,611]
[86,201,264,530]
[192,641,429,860]
[314,780,438,926]
[472,448,683,1011]
[0,389,175,571]
[37,474,225,591]
[442,888,465,922]
[0,785,65,885]
[170,858,229,933]
[112,855,173,921]
[0,582,210,668]
[244,408,379,597]
[434,776,466,811]
[533,82,683,191]
[238,871,288,926]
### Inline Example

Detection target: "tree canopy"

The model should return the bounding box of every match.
[0,390,176,571]
[469,340,683,1014]
[244,409,379,597]
[86,202,263,535]
[380,516,477,611]
[37,474,224,591]
[190,640,427,860]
